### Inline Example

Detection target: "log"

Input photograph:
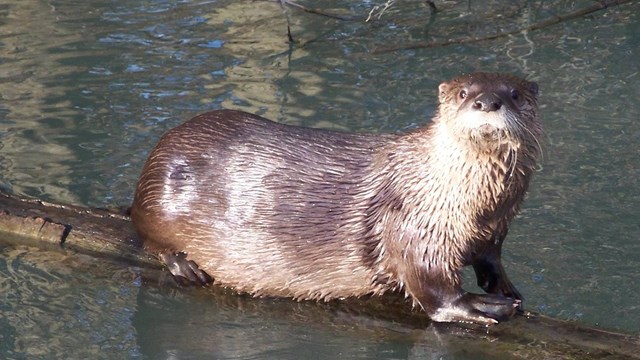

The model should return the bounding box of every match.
[0,190,638,359]
[0,191,156,266]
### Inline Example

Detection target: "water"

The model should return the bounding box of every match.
[1,0,639,358]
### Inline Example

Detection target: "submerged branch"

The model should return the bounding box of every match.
[277,0,437,23]
[372,0,633,53]
[277,0,356,21]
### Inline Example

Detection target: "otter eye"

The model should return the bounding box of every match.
[459,90,467,99]
[511,89,520,100]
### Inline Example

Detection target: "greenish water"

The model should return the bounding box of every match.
[0,0,639,358]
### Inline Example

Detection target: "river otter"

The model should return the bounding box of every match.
[131,72,541,325]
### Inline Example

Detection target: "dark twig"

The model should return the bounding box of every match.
[425,1,438,15]
[372,0,633,54]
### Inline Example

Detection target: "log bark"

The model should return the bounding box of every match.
[0,190,158,269]
[0,190,638,359]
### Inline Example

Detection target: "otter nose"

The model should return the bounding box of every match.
[472,93,502,112]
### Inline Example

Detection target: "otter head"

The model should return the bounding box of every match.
[437,72,541,155]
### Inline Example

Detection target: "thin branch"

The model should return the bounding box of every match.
[366,0,397,23]
[278,0,295,43]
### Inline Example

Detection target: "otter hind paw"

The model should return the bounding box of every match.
[160,252,213,286]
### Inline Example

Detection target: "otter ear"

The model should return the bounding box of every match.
[529,81,539,97]
[438,82,451,102]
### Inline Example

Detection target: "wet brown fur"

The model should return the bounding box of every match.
[131,72,541,324]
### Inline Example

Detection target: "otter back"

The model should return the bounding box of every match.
[132,110,393,300]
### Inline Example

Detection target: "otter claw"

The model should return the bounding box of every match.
[160,252,213,286]
[432,293,519,324]
[464,293,519,323]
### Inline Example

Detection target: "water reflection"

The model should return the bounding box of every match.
[0,245,140,358]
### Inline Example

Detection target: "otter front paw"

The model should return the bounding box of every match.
[159,252,213,286]
[431,293,519,325]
